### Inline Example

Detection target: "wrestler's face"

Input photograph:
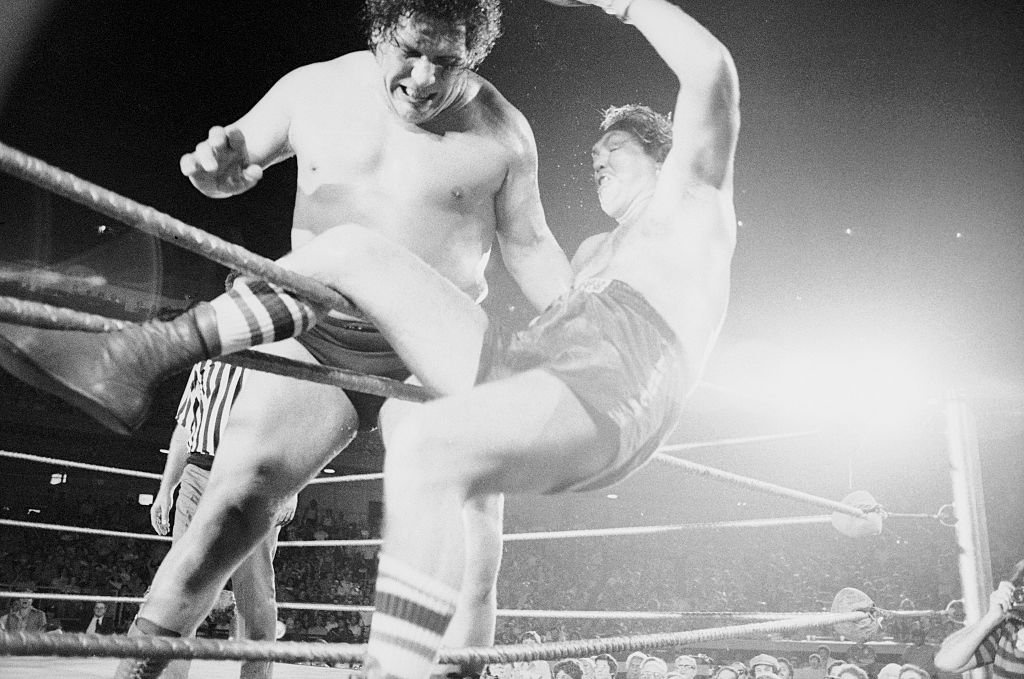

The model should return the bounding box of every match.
[592,129,661,220]
[375,14,470,125]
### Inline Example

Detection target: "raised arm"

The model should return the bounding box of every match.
[494,105,573,312]
[582,0,740,191]
[179,67,303,198]
[935,581,1016,673]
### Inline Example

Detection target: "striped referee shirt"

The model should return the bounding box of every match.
[975,613,1024,679]
[175,360,246,457]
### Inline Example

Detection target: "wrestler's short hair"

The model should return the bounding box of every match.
[362,0,502,70]
[600,103,673,163]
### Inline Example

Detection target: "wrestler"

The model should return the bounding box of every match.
[0,0,570,676]
[151,358,296,679]
[0,0,736,675]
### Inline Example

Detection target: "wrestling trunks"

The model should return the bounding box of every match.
[478,278,688,493]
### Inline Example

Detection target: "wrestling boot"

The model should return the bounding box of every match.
[112,618,179,679]
[0,303,217,435]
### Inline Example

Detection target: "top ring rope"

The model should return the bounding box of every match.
[0,296,133,332]
[0,611,870,664]
[0,141,362,320]
[652,454,869,519]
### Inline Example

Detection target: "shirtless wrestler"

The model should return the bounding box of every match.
[0,0,737,677]
[0,1,570,675]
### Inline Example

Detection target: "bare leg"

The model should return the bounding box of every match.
[137,339,357,638]
[443,493,503,649]
[369,369,617,679]
[276,224,488,395]
[231,525,282,679]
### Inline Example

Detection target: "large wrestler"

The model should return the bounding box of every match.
[0,0,737,675]
[0,0,570,675]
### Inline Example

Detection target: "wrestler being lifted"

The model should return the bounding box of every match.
[0,0,739,677]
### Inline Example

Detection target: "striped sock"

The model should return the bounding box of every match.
[367,554,458,679]
[207,277,320,355]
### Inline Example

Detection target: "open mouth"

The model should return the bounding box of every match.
[399,85,435,105]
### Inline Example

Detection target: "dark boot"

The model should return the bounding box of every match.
[0,303,217,435]
[112,617,181,679]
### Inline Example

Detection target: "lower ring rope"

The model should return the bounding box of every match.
[0,141,362,320]
[0,591,951,623]
[0,611,870,664]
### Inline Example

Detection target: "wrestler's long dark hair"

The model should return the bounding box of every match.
[362,0,502,70]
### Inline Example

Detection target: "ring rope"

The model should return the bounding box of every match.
[0,515,834,547]
[501,515,832,542]
[0,591,949,623]
[652,453,868,519]
[0,611,870,664]
[659,430,819,452]
[0,141,363,320]
[0,450,162,480]
[220,350,434,403]
[308,472,383,484]
[0,518,170,542]
[0,296,133,332]
[0,266,107,292]
[0,449,381,485]
[1,514,838,550]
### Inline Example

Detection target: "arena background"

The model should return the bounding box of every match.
[0,0,1022,644]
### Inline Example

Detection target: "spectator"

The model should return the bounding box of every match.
[0,596,47,632]
[553,659,585,679]
[626,652,649,679]
[896,665,930,679]
[675,655,699,679]
[83,601,115,634]
[777,657,795,679]
[713,665,742,679]
[750,655,781,679]
[595,654,619,679]
[877,664,901,679]
[901,626,938,678]
[833,665,869,679]
[641,657,670,679]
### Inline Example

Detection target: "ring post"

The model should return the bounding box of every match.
[944,390,992,679]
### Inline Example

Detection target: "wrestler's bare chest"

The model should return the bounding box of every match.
[288,97,510,241]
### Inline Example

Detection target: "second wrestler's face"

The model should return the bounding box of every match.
[375,14,470,125]
[591,129,661,220]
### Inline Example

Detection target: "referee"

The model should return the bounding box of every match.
[148,359,296,679]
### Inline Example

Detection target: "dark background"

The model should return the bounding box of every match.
[0,1,1021,564]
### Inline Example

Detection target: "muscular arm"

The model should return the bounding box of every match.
[494,110,572,311]
[627,0,740,192]
[181,67,302,198]
[935,582,1016,673]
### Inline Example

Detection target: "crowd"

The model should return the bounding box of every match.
[1,490,1016,648]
